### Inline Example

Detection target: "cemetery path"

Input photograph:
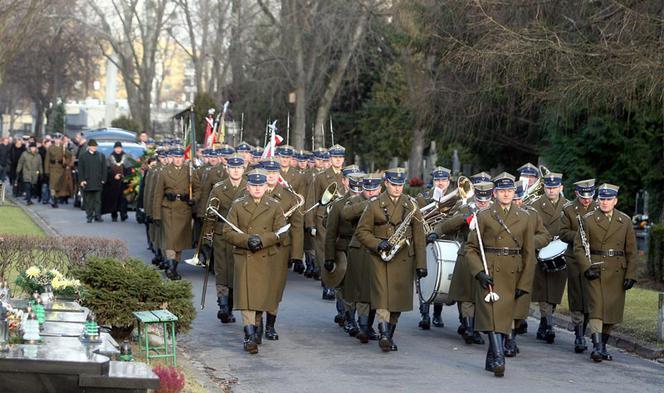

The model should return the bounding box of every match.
[24,202,664,393]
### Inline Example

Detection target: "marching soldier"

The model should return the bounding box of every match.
[559,179,597,353]
[152,147,193,280]
[146,148,170,269]
[276,145,305,196]
[302,148,327,277]
[431,181,496,345]
[530,172,567,344]
[250,147,264,168]
[222,169,288,354]
[196,148,228,264]
[508,182,551,356]
[191,148,212,248]
[208,153,247,324]
[261,157,305,340]
[416,166,452,329]
[356,168,427,353]
[235,142,253,166]
[517,162,539,187]
[305,145,346,297]
[341,173,383,343]
[465,172,535,377]
[574,184,637,363]
[323,165,362,334]
[470,171,492,184]
[44,133,71,208]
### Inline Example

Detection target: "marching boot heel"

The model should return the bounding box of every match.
[418,302,430,330]
[367,310,378,341]
[217,296,232,323]
[357,315,369,344]
[431,304,443,328]
[255,318,263,345]
[601,333,613,361]
[504,331,518,357]
[574,325,587,353]
[461,317,473,344]
[389,323,398,351]
[243,326,258,354]
[485,334,495,372]
[590,333,603,362]
[265,313,279,340]
[347,310,359,337]
[378,322,391,352]
[536,317,547,341]
[334,298,346,327]
[490,333,505,377]
[544,314,555,344]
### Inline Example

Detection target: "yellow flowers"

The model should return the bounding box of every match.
[25,266,41,279]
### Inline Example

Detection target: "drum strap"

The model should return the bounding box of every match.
[493,212,521,249]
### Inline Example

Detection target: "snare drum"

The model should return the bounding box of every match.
[418,240,460,304]
[537,239,568,272]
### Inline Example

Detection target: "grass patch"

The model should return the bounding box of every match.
[557,286,662,347]
[0,202,44,236]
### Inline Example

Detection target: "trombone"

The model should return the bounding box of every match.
[303,182,342,214]
[421,176,474,234]
[522,165,550,205]
[282,183,305,218]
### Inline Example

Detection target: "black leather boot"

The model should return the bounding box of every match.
[378,322,391,352]
[367,310,378,340]
[243,325,258,354]
[227,290,236,323]
[293,259,305,274]
[574,324,587,353]
[389,323,398,351]
[166,260,181,280]
[514,320,528,335]
[346,310,359,337]
[255,317,263,345]
[544,314,555,344]
[418,302,430,330]
[536,317,547,341]
[488,332,505,377]
[460,317,473,344]
[312,265,321,281]
[467,317,484,344]
[356,315,369,343]
[485,335,495,372]
[334,299,345,327]
[265,313,279,340]
[217,296,232,323]
[504,330,519,357]
[590,333,603,362]
[304,260,313,278]
[322,287,335,300]
[432,304,444,327]
[600,333,613,361]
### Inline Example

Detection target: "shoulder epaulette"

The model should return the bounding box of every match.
[563,200,575,209]
[583,210,595,219]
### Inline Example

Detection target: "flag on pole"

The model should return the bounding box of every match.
[184,106,197,160]
[261,120,288,187]
[203,109,215,148]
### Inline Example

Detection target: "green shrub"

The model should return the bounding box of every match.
[73,257,195,338]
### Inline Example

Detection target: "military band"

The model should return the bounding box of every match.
[137,132,639,373]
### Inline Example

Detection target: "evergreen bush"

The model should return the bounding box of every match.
[73,257,195,338]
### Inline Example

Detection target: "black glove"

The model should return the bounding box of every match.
[584,268,600,281]
[247,235,263,252]
[416,268,428,279]
[623,279,636,291]
[475,271,494,290]
[426,232,439,244]
[377,240,391,252]
[515,289,527,298]
[324,259,336,272]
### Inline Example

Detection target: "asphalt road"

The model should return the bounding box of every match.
[19,200,664,393]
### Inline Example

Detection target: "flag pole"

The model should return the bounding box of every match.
[329,116,335,146]
[286,112,290,145]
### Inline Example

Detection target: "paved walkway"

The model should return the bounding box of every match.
[15,200,664,393]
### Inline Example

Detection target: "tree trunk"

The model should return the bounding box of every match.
[290,0,307,149]
[313,12,368,148]
[408,127,425,180]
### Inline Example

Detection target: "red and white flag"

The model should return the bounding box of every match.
[261,120,288,187]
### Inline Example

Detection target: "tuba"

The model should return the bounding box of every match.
[421,176,474,234]
[522,165,550,205]
[380,198,419,262]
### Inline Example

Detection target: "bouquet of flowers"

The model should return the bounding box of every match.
[15,267,81,298]
[124,147,155,203]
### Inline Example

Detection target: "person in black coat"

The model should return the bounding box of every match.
[9,138,27,196]
[78,139,107,223]
[102,142,131,221]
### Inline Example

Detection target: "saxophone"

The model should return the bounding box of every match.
[380,198,419,262]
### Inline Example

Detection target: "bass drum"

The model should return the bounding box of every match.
[418,240,460,305]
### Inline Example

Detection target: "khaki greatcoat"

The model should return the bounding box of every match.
[355,193,426,312]
[152,165,193,251]
[223,195,287,312]
[530,195,567,304]
[574,208,637,324]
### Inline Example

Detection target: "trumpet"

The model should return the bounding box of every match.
[304,182,342,214]
[522,165,550,205]
[421,176,474,234]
